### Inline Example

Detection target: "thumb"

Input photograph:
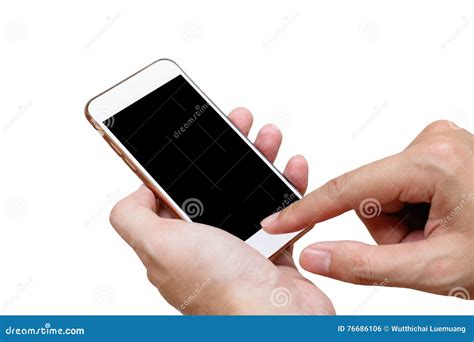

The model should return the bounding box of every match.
[110,185,181,257]
[299,238,459,295]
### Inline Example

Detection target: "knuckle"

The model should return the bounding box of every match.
[109,200,126,228]
[279,200,305,227]
[325,174,349,199]
[422,256,459,290]
[146,269,160,288]
[421,136,469,163]
[351,254,375,285]
[423,120,453,134]
[146,269,154,284]
[147,268,172,291]
[425,257,453,278]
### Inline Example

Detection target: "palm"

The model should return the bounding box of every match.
[151,219,334,314]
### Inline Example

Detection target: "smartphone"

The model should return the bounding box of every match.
[85,59,307,258]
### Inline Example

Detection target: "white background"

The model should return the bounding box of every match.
[1,0,473,315]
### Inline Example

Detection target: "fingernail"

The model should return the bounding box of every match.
[260,212,279,228]
[302,249,331,274]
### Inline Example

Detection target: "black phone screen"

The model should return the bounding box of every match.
[105,75,298,240]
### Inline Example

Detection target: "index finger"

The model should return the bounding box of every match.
[261,151,435,234]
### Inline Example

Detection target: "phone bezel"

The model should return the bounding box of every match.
[85,59,309,259]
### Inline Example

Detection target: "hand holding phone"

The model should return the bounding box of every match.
[109,108,335,315]
[86,59,310,258]
[84,60,332,313]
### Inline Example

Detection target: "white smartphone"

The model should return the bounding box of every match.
[85,59,307,258]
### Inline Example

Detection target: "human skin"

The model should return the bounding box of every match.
[262,120,474,299]
[109,107,335,314]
